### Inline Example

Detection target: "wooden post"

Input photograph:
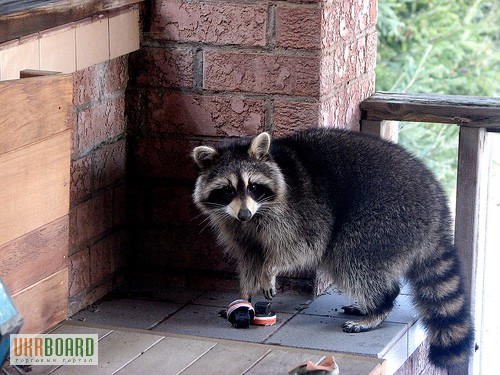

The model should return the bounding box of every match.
[360,119,399,142]
[453,126,490,375]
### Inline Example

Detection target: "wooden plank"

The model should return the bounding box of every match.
[12,268,68,334]
[245,350,325,375]
[52,331,164,375]
[116,336,216,375]
[0,0,144,44]
[360,92,500,126]
[179,342,270,375]
[22,324,113,375]
[0,130,71,246]
[0,215,68,295]
[452,127,490,375]
[20,69,60,78]
[0,74,72,154]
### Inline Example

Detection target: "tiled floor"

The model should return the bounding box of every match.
[3,284,424,374]
[66,284,423,374]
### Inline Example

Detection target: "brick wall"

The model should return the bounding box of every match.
[127,0,377,292]
[68,56,129,315]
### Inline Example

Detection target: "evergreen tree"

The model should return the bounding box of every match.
[376,0,499,196]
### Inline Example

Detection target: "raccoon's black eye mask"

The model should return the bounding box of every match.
[206,185,235,206]
[248,183,274,202]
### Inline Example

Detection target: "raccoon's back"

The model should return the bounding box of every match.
[270,128,449,251]
[271,128,443,207]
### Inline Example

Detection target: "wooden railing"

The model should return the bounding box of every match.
[360,92,500,375]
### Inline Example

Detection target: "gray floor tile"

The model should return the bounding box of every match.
[193,290,241,307]
[194,290,312,314]
[115,284,204,304]
[70,299,182,330]
[152,304,293,343]
[265,313,408,357]
[302,288,418,325]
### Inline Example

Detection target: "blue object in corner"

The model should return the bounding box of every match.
[0,278,23,367]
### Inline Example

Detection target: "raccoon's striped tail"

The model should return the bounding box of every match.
[409,242,474,369]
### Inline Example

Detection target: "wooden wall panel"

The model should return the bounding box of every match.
[0,216,68,295]
[0,73,72,334]
[12,269,68,334]
[0,130,71,246]
[0,74,72,154]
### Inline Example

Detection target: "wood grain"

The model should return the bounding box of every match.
[12,269,68,334]
[0,74,73,155]
[0,216,68,295]
[360,92,500,127]
[0,130,71,246]
[115,336,216,375]
[52,331,164,375]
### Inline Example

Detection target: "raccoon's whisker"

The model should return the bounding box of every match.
[190,211,210,222]
[257,196,275,203]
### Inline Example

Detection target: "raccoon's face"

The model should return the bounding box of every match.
[191,132,286,223]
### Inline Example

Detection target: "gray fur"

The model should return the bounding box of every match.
[191,128,474,369]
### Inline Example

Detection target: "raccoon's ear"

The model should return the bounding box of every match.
[249,132,271,161]
[192,146,219,170]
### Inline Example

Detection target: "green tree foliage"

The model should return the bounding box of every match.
[376,0,499,196]
[377,0,499,95]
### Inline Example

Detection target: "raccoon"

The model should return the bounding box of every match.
[191,128,474,369]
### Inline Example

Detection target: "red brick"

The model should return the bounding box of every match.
[93,139,126,190]
[365,31,378,73]
[148,92,264,136]
[73,65,100,107]
[344,73,375,127]
[137,227,226,271]
[69,190,114,248]
[320,91,348,129]
[70,154,92,204]
[130,137,199,180]
[275,6,321,49]
[89,236,113,285]
[353,0,374,34]
[204,51,320,96]
[68,280,112,316]
[77,96,126,154]
[320,50,336,95]
[69,248,90,297]
[321,4,342,47]
[331,36,367,87]
[151,185,199,226]
[273,100,320,137]
[110,229,127,272]
[151,0,267,47]
[113,184,126,226]
[133,46,193,88]
[102,56,129,94]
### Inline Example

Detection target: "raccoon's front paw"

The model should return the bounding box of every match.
[342,320,368,333]
[263,286,276,300]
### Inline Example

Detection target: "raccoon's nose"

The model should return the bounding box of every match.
[237,208,252,222]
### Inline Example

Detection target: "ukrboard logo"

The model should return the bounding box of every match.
[10,334,98,365]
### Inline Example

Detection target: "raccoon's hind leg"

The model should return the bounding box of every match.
[341,282,400,333]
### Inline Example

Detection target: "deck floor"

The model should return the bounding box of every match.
[3,285,423,374]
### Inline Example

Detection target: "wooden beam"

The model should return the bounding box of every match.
[360,92,500,127]
[452,126,490,375]
[0,0,144,44]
